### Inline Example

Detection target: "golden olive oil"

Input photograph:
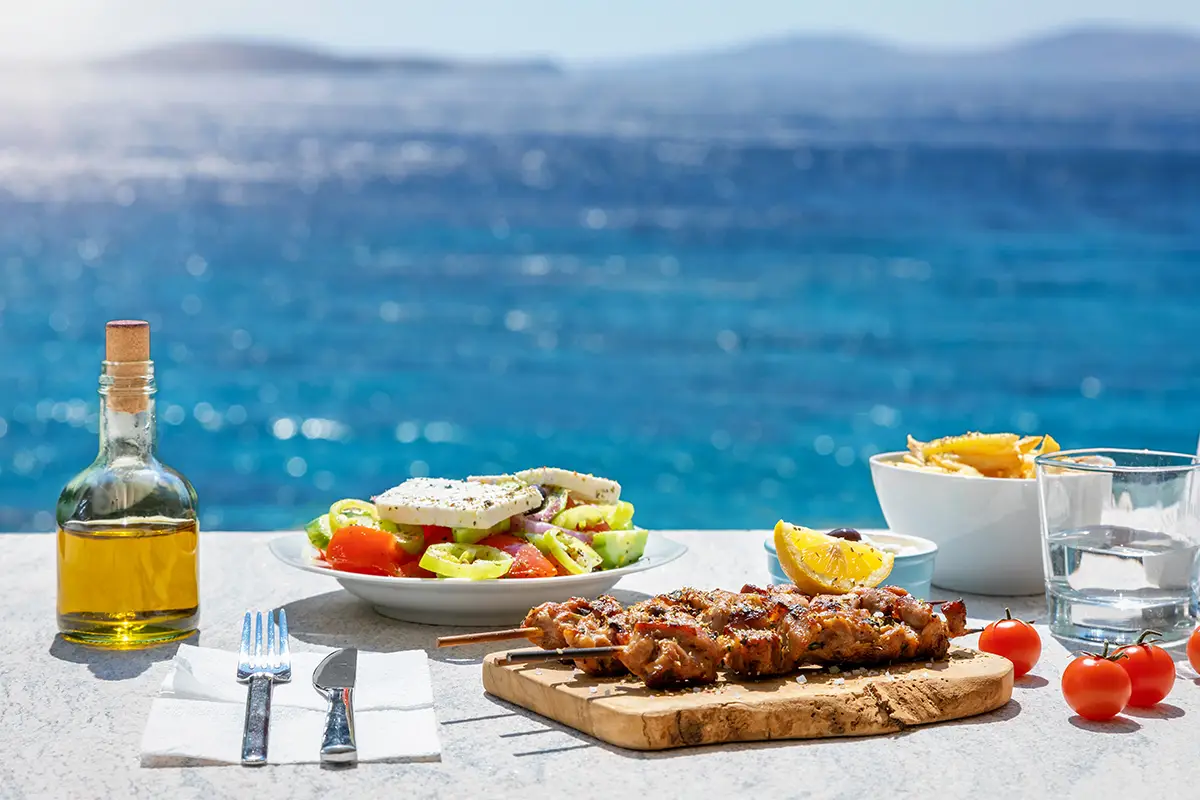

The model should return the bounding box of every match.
[57,518,199,647]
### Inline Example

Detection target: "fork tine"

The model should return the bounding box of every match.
[267,608,277,668]
[239,611,252,664]
[254,611,264,669]
[277,608,290,665]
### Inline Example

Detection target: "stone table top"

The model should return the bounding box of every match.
[3,531,1197,800]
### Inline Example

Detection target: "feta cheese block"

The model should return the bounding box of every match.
[374,478,543,530]
[465,474,523,486]
[513,467,621,504]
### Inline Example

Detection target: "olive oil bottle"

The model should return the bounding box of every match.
[56,320,199,647]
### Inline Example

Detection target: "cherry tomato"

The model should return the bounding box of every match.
[326,524,404,576]
[978,607,1041,678]
[477,533,557,579]
[1061,643,1132,721]
[1188,626,1200,674]
[1114,630,1176,707]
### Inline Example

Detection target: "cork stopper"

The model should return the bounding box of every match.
[103,321,152,413]
[106,320,150,362]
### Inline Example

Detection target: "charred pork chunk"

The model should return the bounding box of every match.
[523,596,620,650]
[617,612,722,688]
[561,595,629,675]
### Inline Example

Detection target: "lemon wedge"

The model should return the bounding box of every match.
[773,521,894,594]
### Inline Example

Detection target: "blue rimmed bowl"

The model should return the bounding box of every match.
[763,529,939,599]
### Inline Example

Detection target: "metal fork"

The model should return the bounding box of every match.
[236,609,292,766]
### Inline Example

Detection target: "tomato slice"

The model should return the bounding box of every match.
[326,524,404,576]
[422,526,454,546]
[395,560,436,578]
[478,533,557,579]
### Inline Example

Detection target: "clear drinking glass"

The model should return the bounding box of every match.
[1035,448,1200,646]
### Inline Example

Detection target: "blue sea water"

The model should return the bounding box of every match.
[1,72,1199,531]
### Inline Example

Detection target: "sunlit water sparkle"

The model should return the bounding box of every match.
[1,72,1199,530]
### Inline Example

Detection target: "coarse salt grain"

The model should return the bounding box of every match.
[589,686,597,694]
[534,669,543,675]
[693,687,701,693]
[796,674,808,684]
[833,678,845,685]
[925,663,933,668]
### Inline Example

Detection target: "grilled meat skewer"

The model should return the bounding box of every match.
[511,586,968,688]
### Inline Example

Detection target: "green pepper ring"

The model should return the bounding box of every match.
[543,531,603,575]
[419,543,513,580]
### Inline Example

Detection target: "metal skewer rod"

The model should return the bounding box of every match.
[500,646,625,665]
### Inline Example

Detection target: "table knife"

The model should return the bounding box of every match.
[313,648,358,764]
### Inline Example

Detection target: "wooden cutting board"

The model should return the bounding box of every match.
[483,646,1013,751]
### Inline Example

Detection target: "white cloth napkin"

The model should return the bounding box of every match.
[140,645,441,766]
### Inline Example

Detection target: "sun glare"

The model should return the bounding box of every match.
[1,1,111,59]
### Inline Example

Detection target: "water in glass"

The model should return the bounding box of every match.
[1038,449,1200,646]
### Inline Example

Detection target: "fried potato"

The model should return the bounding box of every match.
[921,432,1020,457]
[1017,435,1044,454]
[906,435,926,459]
[895,461,947,473]
[901,430,1063,479]
[928,454,983,477]
[1020,454,1037,479]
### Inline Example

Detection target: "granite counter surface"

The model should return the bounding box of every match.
[2,531,1195,800]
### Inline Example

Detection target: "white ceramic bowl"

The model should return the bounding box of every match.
[869,452,1109,596]
[268,532,688,626]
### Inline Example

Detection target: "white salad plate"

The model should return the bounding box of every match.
[268,532,688,626]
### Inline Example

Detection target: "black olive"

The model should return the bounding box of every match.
[827,528,862,542]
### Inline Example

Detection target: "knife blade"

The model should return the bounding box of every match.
[313,648,358,764]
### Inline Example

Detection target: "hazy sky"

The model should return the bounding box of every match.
[5,0,1200,61]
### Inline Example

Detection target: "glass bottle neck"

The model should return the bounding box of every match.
[98,361,157,461]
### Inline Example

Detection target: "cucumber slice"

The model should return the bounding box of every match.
[591,529,649,569]
[305,515,333,550]
[452,517,512,544]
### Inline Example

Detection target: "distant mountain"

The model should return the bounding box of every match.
[36,26,1200,82]
[93,39,559,75]
[616,25,1200,82]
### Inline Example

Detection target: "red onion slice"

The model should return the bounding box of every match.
[512,516,593,546]
[528,488,569,523]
